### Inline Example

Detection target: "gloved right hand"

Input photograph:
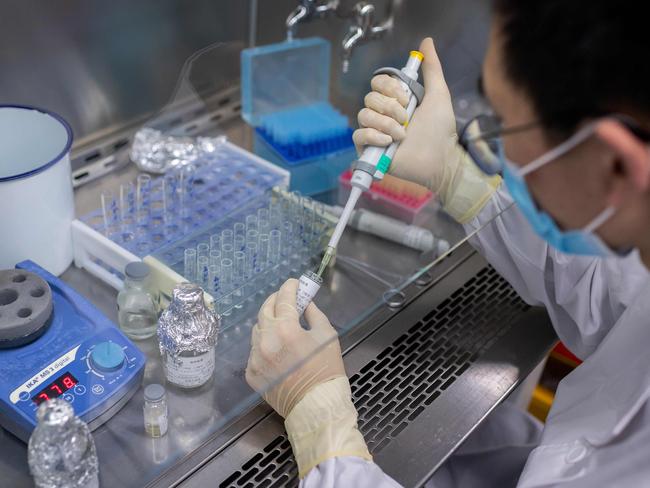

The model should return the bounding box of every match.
[352,37,501,223]
[245,278,345,418]
[245,279,371,478]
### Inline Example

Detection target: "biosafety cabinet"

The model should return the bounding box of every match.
[0,1,556,486]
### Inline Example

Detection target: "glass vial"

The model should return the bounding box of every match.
[28,399,99,488]
[143,384,168,438]
[117,261,160,340]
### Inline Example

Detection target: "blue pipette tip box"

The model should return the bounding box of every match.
[241,38,355,195]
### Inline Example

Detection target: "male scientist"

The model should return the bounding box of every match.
[245,1,650,486]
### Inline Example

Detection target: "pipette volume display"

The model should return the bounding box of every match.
[296,49,425,313]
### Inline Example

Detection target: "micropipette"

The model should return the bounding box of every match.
[296,50,426,314]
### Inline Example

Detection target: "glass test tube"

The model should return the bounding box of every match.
[259,234,269,269]
[311,201,323,227]
[221,229,234,247]
[136,174,152,218]
[269,197,279,211]
[257,208,269,224]
[234,235,246,252]
[184,248,197,282]
[281,221,293,258]
[208,264,220,296]
[291,191,303,216]
[291,217,304,258]
[245,241,258,277]
[101,190,118,235]
[269,200,282,225]
[246,229,259,244]
[120,182,135,220]
[281,195,292,219]
[245,214,258,232]
[311,202,326,252]
[197,243,210,259]
[178,166,193,219]
[123,184,137,238]
[210,234,221,251]
[164,172,178,208]
[292,193,305,240]
[159,178,169,226]
[209,249,221,266]
[269,230,282,266]
[258,221,271,236]
[221,243,234,262]
[234,251,245,280]
[220,258,233,313]
[234,223,245,239]
[302,198,314,241]
[197,256,209,288]
[233,251,245,307]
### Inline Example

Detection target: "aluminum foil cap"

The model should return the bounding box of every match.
[157,283,220,357]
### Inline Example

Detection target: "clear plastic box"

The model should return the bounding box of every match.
[241,37,354,195]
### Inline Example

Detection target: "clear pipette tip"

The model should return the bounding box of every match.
[317,246,335,277]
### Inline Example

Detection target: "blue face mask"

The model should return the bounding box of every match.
[498,125,622,257]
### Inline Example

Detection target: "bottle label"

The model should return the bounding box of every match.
[297,273,322,315]
[165,351,215,388]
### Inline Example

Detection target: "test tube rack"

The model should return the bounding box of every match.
[71,141,290,291]
[149,188,336,326]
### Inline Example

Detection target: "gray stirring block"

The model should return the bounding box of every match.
[0,269,53,348]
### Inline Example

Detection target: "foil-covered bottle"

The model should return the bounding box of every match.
[158,283,220,388]
[28,399,99,488]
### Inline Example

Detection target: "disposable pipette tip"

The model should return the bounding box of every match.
[317,246,335,277]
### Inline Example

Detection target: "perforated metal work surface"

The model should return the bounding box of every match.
[217,266,531,488]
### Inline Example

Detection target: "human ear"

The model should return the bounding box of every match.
[594,119,650,207]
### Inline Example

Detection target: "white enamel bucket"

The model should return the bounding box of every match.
[0,105,74,275]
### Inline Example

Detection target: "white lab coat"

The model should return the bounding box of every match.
[302,186,650,487]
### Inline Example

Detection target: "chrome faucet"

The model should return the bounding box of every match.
[285,0,402,71]
[341,0,402,73]
[286,0,340,41]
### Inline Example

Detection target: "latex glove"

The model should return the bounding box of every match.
[245,278,345,417]
[352,37,501,223]
[246,279,371,477]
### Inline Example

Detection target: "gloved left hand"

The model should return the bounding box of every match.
[246,279,371,478]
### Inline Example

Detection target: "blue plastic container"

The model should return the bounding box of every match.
[241,37,355,195]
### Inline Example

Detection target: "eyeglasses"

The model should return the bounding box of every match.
[459,114,538,176]
[459,113,650,176]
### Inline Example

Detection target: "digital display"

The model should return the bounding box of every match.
[32,372,79,405]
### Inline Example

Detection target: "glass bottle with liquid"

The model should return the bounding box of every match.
[28,398,99,488]
[158,283,220,389]
[117,261,159,340]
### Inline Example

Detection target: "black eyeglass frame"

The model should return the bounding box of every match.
[458,113,650,176]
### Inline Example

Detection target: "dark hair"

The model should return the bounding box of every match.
[493,0,649,138]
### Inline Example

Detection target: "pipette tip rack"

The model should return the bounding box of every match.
[339,170,434,224]
[256,103,354,165]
